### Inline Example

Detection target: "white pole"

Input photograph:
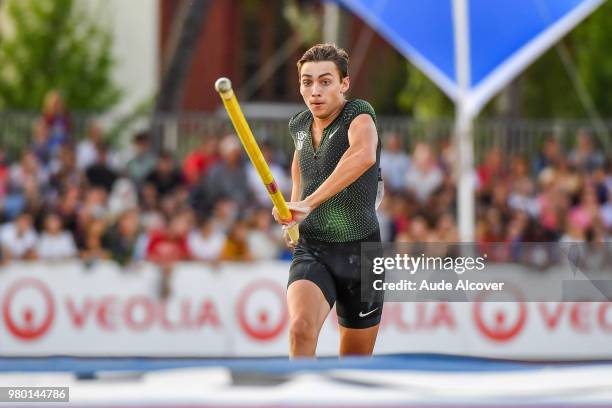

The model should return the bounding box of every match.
[452,0,475,242]
[455,105,475,242]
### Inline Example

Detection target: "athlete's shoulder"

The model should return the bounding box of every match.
[288,108,311,135]
[342,99,377,127]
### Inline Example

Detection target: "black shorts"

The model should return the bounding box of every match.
[288,229,384,329]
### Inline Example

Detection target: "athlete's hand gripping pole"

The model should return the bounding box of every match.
[214,77,299,243]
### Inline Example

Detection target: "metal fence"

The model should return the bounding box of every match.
[1,112,610,164]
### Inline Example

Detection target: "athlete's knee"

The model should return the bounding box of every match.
[289,317,318,345]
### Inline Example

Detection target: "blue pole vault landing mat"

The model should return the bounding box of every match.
[1,354,612,407]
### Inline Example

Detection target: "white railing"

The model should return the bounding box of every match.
[1,112,610,162]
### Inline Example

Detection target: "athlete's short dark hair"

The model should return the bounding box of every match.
[297,43,349,79]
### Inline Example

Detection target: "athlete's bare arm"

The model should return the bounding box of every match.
[290,151,301,202]
[303,113,377,209]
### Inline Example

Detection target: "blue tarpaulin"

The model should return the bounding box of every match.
[336,0,604,115]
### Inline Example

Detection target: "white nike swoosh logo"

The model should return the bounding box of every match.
[358,308,379,318]
[328,127,339,140]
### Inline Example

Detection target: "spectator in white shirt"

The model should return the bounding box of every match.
[37,213,77,260]
[380,131,410,193]
[76,122,121,171]
[187,216,226,262]
[76,122,103,170]
[246,208,282,260]
[0,212,38,260]
[405,143,443,203]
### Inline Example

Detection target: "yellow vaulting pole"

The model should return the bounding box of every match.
[214,77,299,243]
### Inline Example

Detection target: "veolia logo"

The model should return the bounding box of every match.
[473,287,527,343]
[236,280,288,341]
[2,278,55,341]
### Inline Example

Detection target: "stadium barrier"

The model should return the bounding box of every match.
[2,112,610,160]
[1,261,611,359]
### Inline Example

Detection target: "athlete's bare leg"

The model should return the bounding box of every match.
[287,280,331,358]
[338,325,379,356]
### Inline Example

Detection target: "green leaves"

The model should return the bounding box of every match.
[398,64,454,120]
[0,0,122,111]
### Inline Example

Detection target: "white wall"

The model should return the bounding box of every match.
[84,0,159,117]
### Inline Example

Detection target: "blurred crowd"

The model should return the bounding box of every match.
[0,91,610,271]
[0,91,290,272]
[378,130,611,265]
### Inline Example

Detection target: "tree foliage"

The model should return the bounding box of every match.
[0,0,122,111]
[397,64,454,119]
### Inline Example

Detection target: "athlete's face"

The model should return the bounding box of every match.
[299,61,349,119]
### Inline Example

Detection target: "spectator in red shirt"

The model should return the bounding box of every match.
[146,210,193,298]
[477,207,509,261]
[146,211,192,264]
[477,147,505,194]
[182,136,219,187]
[389,194,411,239]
